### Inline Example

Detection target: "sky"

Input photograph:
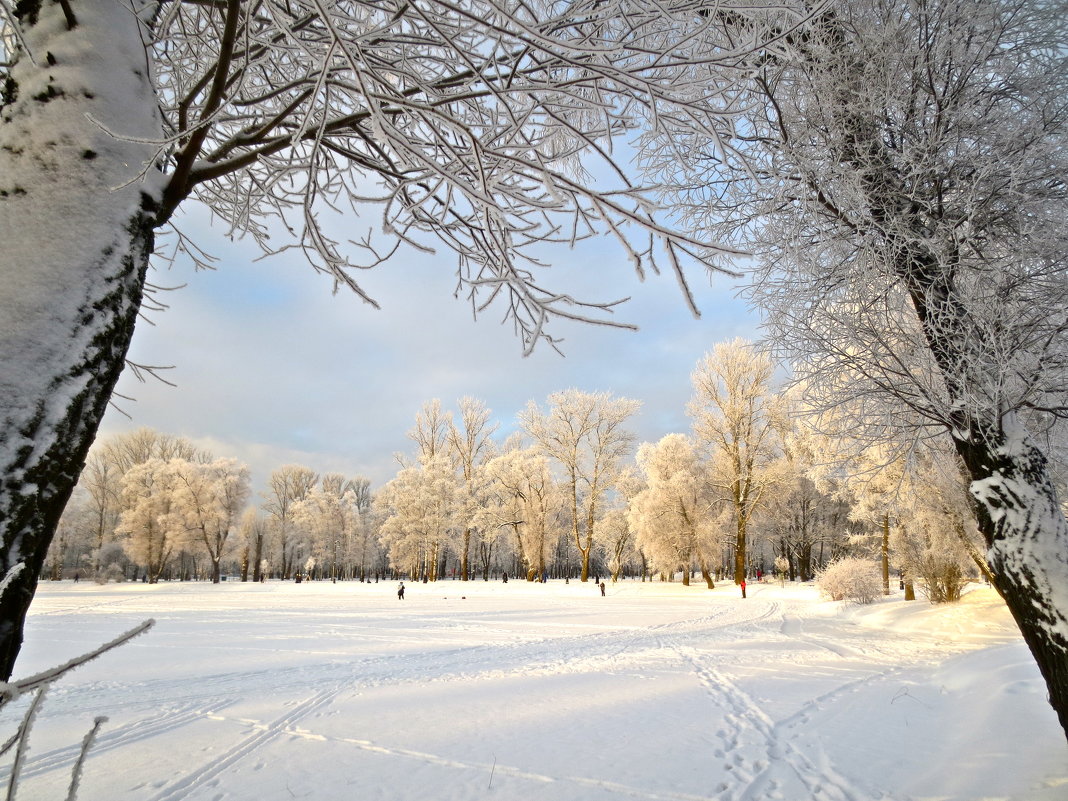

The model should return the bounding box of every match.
[97,200,762,494]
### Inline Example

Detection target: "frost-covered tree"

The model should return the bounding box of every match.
[46,492,95,580]
[171,458,251,583]
[522,390,640,581]
[482,446,560,581]
[595,507,633,583]
[447,397,499,581]
[375,455,459,579]
[236,508,268,582]
[116,459,182,583]
[0,0,778,677]
[689,340,783,585]
[263,465,318,580]
[628,434,720,587]
[77,449,122,575]
[655,0,1068,734]
[292,477,365,580]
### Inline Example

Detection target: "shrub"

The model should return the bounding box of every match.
[817,558,882,604]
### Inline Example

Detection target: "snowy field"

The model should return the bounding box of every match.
[4,579,1065,801]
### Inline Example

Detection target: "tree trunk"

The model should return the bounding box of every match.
[461,529,471,581]
[881,514,891,596]
[252,533,264,583]
[734,516,747,585]
[956,427,1068,738]
[0,0,162,679]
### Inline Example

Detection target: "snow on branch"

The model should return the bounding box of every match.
[0,620,154,800]
[140,0,782,351]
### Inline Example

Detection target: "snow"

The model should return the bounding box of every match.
[0,0,162,475]
[4,580,1065,801]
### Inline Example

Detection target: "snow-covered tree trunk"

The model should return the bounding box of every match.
[956,418,1068,735]
[0,0,161,679]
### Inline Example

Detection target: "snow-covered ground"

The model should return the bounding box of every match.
[4,579,1065,801]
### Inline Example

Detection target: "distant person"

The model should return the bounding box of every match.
[502,572,508,583]
[397,581,405,600]
[599,581,606,597]
[740,578,747,599]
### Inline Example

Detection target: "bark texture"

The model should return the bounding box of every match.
[0,0,162,679]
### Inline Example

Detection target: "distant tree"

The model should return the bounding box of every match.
[596,507,634,583]
[689,341,783,585]
[171,458,251,583]
[116,460,182,583]
[628,434,721,588]
[522,390,640,581]
[375,456,459,580]
[46,494,94,581]
[292,478,365,580]
[447,397,499,581]
[483,446,560,581]
[77,449,123,576]
[263,465,319,579]
[237,508,268,583]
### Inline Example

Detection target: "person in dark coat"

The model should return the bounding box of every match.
[599,581,606,597]
[397,581,405,600]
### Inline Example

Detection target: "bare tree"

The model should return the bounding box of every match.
[0,0,776,677]
[522,390,640,581]
[656,0,1068,736]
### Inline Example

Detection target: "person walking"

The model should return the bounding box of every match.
[740,578,747,599]
[599,581,606,597]
[397,581,405,600]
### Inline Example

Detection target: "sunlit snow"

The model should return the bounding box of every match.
[5,580,1065,801]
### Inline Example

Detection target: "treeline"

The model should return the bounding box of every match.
[49,340,995,601]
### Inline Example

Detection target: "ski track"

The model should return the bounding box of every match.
[144,685,343,801]
[5,698,238,782]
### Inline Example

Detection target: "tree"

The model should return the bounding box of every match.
[0,0,763,677]
[447,397,499,581]
[658,0,1068,736]
[375,456,459,580]
[628,434,721,587]
[116,459,181,583]
[263,465,318,579]
[522,390,640,581]
[292,477,365,580]
[482,446,560,581]
[689,341,783,585]
[77,449,122,576]
[171,458,251,583]
[237,508,268,582]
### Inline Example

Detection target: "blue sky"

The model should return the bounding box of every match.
[98,201,761,492]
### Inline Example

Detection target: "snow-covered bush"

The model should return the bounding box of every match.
[774,556,790,583]
[817,558,882,604]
